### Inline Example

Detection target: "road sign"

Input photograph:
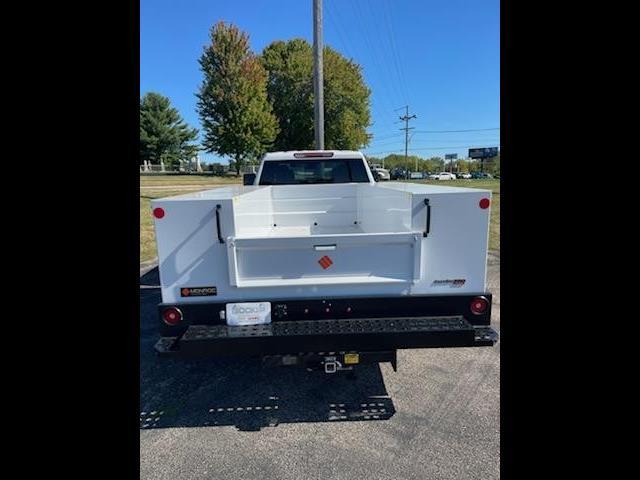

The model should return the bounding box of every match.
[444,153,458,160]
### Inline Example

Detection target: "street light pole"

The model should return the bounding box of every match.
[313,0,324,150]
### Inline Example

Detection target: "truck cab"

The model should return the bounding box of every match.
[244,150,375,186]
[152,150,497,373]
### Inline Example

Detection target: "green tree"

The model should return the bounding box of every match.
[468,159,481,173]
[457,159,471,173]
[140,92,198,170]
[488,154,500,175]
[468,154,499,174]
[381,154,407,170]
[261,39,371,151]
[425,157,445,172]
[377,154,434,172]
[197,22,278,175]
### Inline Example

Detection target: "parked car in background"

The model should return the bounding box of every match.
[390,168,406,180]
[410,171,424,180]
[433,172,457,180]
[372,167,391,181]
[457,172,472,179]
[471,172,493,179]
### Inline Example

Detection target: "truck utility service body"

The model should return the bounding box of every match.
[152,151,497,372]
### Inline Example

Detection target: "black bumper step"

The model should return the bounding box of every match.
[155,316,498,358]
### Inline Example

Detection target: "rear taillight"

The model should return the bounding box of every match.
[479,198,490,209]
[162,307,183,326]
[153,207,165,219]
[470,296,489,315]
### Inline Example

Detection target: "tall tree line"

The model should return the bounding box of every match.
[197,22,372,174]
[139,92,198,170]
[141,21,373,174]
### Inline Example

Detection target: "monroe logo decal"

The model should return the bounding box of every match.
[431,279,466,288]
[180,286,217,297]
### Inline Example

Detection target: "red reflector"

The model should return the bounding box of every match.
[153,207,165,219]
[479,198,490,209]
[470,297,489,315]
[293,151,334,158]
[162,307,182,326]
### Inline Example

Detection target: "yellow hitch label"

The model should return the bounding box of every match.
[344,353,360,364]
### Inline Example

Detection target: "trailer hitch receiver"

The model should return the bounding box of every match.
[324,361,337,374]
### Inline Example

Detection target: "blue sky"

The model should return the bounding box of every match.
[141,0,499,163]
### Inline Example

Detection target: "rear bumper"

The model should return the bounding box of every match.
[155,315,498,359]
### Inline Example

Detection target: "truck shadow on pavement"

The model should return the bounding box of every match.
[140,269,396,432]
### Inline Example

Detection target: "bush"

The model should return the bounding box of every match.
[209,163,226,176]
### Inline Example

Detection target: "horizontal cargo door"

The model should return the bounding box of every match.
[227,232,422,287]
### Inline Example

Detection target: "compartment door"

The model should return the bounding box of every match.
[227,233,422,288]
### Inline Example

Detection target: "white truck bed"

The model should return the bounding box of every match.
[152,182,491,303]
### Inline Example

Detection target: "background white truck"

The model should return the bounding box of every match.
[152,150,497,372]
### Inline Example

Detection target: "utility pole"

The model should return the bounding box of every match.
[399,106,416,179]
[313,0,324,150]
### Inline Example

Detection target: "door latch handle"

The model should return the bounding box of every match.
[423,198,431,237]
[314,244,336,251]
[215,204,224,244]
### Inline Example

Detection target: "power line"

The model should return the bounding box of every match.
[365,0,408,105]
[368,128,500,146]
[350,0,404,110]
[368,132,404,142]
[413,128,500,133]
[326,0,405,135]
[364,144,501,156]
[369,137,500,148]
[381,0,410,103]
[325,0,397,122]
[368,128,501,143]
[324,0,355,61]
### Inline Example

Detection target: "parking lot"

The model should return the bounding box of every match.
[139,251,499,480]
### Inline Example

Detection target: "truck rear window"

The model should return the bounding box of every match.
[259,159,370,185]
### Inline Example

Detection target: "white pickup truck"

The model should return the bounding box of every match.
[151,150,497,373]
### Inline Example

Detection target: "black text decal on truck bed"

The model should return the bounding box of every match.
[181,286,217,297]
[431,279,466,288]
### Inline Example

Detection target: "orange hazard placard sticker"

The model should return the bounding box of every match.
[318,255,333,269]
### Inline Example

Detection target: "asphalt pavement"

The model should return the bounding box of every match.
[140,252,500,480]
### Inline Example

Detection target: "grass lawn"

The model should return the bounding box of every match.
[140,189,193,262]
[140,178,500,263]
[140,175,241,187]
